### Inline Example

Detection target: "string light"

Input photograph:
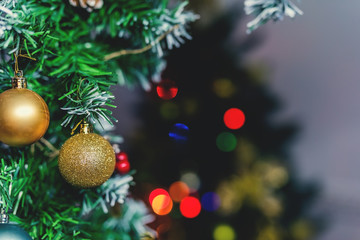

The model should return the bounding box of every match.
[180,196,201,218]
[201,192,221,212]
[149,188,169,205]
[169,181,190,202]
[157,79,178,100]
[213,224,236,240]
[223,108,245,130]
[152,194,173,215]
[180,172,201,192]
[216,132,237,152]
[169,123,189,142]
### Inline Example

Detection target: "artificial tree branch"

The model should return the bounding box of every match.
[104,24,180,61]
[39,138,60,160]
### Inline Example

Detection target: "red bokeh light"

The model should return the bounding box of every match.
[180,196,201,218]
[223,108,245,129]
[149,188,169,205]
[156,79,178,100]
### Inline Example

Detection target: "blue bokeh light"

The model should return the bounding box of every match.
[201,192,221,212]
[169,123,189,142]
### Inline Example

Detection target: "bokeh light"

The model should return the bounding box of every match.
[169,123,189,142]
[156,79,178,100]
[201,192,221,212]
[257,225,281,240]
[152,194,173,215]
[169,181,190,202]
[223,108,245,130]
[149,188,169,205]
[213,224,236,240]
[212,78,236,98]
[180,172,201,192]
[260,196,283,217]
[216,181,241,215]
[180,196,201,218]
[216,132,237,152]
[261,164,289,188]
[160,102,179,120]
[290,220,313,240]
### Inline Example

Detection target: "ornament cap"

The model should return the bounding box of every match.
[11,71,27,89]
[0,209,9,224]
[79,121,93,134]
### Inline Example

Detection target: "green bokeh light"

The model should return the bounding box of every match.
[216,132,237,152]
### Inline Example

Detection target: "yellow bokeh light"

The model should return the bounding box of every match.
[212,78,237,98]
[151,194,173,215]
[257,225,282,240]
[213,224,236,240]
[260,196,283,217]
[290,220,313,240]
[257,162,289,189]
[160,102,179,120]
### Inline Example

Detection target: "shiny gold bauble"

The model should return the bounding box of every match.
[0,88,50,147]
[58,132,116,188]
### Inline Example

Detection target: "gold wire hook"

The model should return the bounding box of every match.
[71,119,85,135]
[14,53,19,74]
[71,119,92,135]
[13,45,37,74]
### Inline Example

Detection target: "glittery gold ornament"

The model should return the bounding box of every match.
[0,71,50,147]
[58,123,115,188]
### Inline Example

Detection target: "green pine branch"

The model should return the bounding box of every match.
[1,0,198,128]
[244,0,303,33]
[0,0,198,238]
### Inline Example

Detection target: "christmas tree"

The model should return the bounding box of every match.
[0,0,197,239]
[0,0,318,239]
[128,4,320,240]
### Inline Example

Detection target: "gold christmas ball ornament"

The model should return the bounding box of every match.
[0,71,50,147]
[58,123,116,188]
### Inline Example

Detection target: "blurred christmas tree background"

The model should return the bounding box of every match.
[114,1,323,239]
[0,0,330,239]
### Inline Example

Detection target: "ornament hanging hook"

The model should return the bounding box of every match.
[12,70,27,89]
[71,119,93,135]
[14,53,19,74]
[71,119,85,135]
[13,45,37,74]
[12,46,37,88]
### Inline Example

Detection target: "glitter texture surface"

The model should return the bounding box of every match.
[58,133,116,188]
